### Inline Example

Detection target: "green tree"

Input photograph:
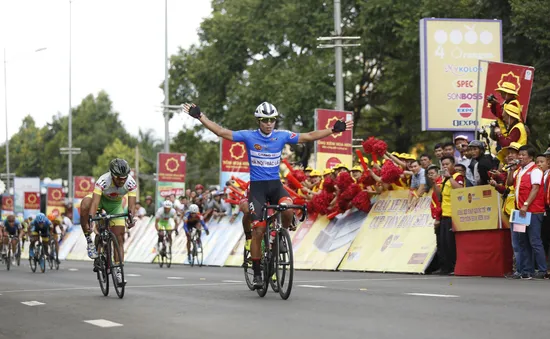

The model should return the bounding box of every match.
[170,126,219,188]
[92,138,152,178]
[6,115,45,177]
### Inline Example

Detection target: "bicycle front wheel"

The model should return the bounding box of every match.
[190,240,196,267]
[109,233,125,299]
[39,245,46,273]
[47,241,54,270]
[6,245,11,271]
[16,242,21,266]
[196,240,203,267]
[275,228,294,300]
[166,244,172,268]
[96,242,109,297]
[29,244,37,273]
[243,248,254,291]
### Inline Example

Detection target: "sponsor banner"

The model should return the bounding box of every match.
[158,152,187,183]
[451,185,501,231]
[1,195,14,219]
[23,192,41,219]
[13,177,40,214]
[57,227,81,261]
[339,190,436,273]
[199,215,244,266]
[315,109,353,155]
[125,217,158,263]
[292,210,367,270]
[156,181,185,209]
[316,152,353,171]
[74,176,94,199]
[46,187,65,217]
[221,139,249,173]
[482,61,535,122]
[420,18,502,131]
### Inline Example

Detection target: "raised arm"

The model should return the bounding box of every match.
[182,103,234,141]
[298,120,353,143]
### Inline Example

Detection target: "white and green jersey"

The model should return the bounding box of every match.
[155,207,176,227]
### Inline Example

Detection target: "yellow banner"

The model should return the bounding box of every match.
[420,19,502,130]
[339,191,436,273]
[292,210,368,270]
[451,185,501,231]
[316,152,352,171]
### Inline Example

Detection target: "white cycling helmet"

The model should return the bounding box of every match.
[163,200,173,208]
[189,204,200,213]
[254,102,279,118]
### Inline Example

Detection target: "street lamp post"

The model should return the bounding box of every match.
[163,0,170,152]
[3,47,47,195]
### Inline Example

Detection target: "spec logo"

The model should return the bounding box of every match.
[457,103,474,118]
[454,79,476,89]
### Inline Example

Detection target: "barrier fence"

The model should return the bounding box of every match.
[27,190,438,273]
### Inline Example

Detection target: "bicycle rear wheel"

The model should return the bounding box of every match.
[53,241,59,270]
[190,240,196,267]
[167,244,172,268]
[196,240,203,267]
[39,244,46,273]
[158,242,165,268]
[109,233,125,299]
[243,248,254,291]
[6,245,11,271]
[96,242,109,296]
[16,241,21,266]
[29,243,37,273]
[275,228,294,300]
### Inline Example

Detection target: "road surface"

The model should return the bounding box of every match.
[0,261,548,339]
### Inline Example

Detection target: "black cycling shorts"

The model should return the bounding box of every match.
[248,180,290,222]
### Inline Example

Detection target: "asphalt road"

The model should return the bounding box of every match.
[1,260,549,339]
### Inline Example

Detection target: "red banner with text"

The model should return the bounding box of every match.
[158,152,187,183]
[315,109,353,170]
[221,139,249,173]
[1,195,14,219]
[46,187,65,217]
[74,176,95,199]
[24,192,41,210]
[482,61,535,122]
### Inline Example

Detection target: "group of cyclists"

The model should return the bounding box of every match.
[2,101,350,291]
[0,212,67,266]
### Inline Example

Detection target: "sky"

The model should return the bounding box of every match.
[0,0,214,145]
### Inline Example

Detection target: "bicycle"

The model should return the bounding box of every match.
[157,231,172,268]
[48,236,60,271]
[255,203,306,300]
[189,228,203,267]
[29,239,46,273]
[91,212,129,299]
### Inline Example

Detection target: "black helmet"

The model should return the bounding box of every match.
[109,158,131,177]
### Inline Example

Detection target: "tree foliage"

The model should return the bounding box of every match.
[167,0,550,155]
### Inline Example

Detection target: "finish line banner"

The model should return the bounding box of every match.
[314,109,353,170]
[156,152,186,208]
[220,139,249,187]
[339,190,436,273]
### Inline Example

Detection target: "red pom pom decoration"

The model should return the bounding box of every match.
[352,191,372,213]
[373,140,388,157]
[360,173,376,187]
[362,136,376,155]
[340,183,361,201]
[293,170,307,183]
[336,171,354,191]
[322,176,336,193]
[381,160,403,184]
[310,190,333,215]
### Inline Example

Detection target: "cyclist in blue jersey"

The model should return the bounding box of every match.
[182,102,353,287]
[1,215,22,262]
[29,213,52,259]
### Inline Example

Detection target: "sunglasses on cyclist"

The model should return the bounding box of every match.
[258,118,277,123]
[113,176,128,181]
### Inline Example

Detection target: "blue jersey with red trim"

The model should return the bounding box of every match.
[232,129,300,181]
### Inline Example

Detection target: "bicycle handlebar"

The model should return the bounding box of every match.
[261,204,308,222]
[91,213,130,222]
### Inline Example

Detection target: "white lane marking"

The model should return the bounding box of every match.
[200,278,206,280]
[222,280,243,283]
[298,285,326,289]
[167,277,184,280]
[405,293,459,298]
[126,274,141,277]
[68,268,79,271]
[295,276,459,284]
[84,319,123,328]
[21,301,45,306]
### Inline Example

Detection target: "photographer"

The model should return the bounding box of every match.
[487,82,520,137]
[468,140,495,186]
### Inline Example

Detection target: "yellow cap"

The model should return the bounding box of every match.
[309,169,321,177]
[305,167,313,172]
[323,168,333,176]
[496,141,523,163]
[495,82,519,96]
[351,165,363,172]
[503,103,521,120]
